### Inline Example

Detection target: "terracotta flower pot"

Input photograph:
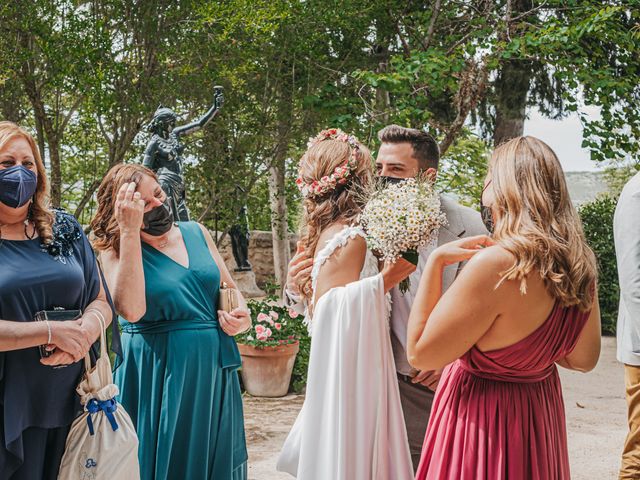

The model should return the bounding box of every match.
[238,341,300,398]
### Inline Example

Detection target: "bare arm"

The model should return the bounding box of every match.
[198,223,248,310]
[407,236,498,371]
[198,223,251,335]
[0,320,50,351]
[0,260,113,365]
[41,275,114,366]
[557,290,601,372]
[101,182,147,323]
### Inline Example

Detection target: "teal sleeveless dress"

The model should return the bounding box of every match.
[115,222,247,480]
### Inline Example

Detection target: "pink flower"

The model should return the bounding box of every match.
[288,309,299,319]
[269,311,279,320]
[255,324,266,335]
[257,312,270,322]
[257,334,268,342]
[264,328,273,338]
[275,323,282,331]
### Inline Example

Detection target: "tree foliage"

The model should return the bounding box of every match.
[357,1,640,161]
[0,1,637,238]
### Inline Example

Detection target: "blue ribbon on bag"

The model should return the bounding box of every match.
[86,398,119,436]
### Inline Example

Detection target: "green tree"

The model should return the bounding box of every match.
[0,1,99,205]
[356,1,640,162]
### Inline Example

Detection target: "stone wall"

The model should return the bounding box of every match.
[216,230,298,289]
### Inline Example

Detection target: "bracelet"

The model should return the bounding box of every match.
[45,319,52,344]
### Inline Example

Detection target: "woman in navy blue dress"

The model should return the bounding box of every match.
[0,121,118,479]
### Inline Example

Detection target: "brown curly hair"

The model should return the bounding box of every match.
[90,163,157,256]
[0,121,54,244]
[297,135,373,302]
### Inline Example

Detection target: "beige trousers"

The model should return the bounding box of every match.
[621,364,640,479]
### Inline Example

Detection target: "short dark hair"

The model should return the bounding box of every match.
[378,125,440,170]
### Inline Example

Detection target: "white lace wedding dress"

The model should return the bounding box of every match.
[277,225,413,480]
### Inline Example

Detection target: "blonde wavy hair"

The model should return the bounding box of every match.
[91,163,157,256]
[297,135,373,301]
[490,136,597,310]
[0,121,54,244]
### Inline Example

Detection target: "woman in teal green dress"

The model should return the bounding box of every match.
[91,164,251,480]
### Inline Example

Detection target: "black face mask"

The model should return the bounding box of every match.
[480,204,494,234]
[480,180,494,234]
[378,176,407,186]
[142,197,174,236]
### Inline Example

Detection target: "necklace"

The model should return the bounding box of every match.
[0,218,36,247]
[24,219,36,239]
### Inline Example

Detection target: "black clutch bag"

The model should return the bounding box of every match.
[34,308,82,358]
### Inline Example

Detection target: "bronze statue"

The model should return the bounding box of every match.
[142,86,224,221]
[230,187,252,271]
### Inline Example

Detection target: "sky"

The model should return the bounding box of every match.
[523,106,602,173]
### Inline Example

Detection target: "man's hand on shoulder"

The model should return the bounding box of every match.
[286,242,313,296]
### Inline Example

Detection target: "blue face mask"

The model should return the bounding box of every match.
[0,165,37,208]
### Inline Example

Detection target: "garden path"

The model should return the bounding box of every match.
[244,336,627,480]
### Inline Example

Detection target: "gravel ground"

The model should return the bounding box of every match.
[244,336,627,480]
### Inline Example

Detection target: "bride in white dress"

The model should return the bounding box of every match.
[277,129,414,480]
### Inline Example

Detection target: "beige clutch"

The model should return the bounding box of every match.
[219,282,240,313]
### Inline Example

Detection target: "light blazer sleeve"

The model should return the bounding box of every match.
[614,175,640,365]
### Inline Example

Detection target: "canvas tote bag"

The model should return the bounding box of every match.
[58,315,140,479]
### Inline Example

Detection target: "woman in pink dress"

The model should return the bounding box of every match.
[407,136,602,480]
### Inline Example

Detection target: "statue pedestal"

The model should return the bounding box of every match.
[232,270,265,299]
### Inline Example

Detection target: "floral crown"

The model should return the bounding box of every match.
[295,128,361,199]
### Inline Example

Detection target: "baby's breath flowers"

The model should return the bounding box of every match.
[359,177,447,293]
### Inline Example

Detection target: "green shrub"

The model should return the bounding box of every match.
[579,195,619,335]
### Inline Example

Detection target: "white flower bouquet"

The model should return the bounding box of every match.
[359,177,447,292]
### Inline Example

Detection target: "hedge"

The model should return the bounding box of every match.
[579,195,619,335]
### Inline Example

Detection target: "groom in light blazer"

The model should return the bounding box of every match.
[614,171,640,479]
[285,125,487,471]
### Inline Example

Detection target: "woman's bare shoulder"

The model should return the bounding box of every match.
[456,245,515,290]
[315,223,366,268]
[467,244,513,270]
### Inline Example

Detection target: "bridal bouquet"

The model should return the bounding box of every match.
[359,177,447,293]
